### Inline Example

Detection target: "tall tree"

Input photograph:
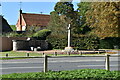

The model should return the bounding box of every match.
[54,2,74,16]
[48,1,80,37]
[48,11,67,38]
[53,1,81,34]
[77,2,91,34]
[86,2,120,39]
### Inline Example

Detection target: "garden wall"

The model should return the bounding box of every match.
[12,40,48,51]
[0,37,27,51]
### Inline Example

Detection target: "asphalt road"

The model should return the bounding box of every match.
[1,55,119,74]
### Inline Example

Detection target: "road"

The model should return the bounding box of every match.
[1,55,119,74]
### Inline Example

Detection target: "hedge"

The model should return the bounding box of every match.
[33,29,51,40]
[47,35,120,50]
[1,69,120,80]
[71,35,99,50]
[99,37,120,49]
[47,37,67,49]
[47,35,99,50]
[4,29,51,40]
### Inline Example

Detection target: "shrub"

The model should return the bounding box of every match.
[47,37,67,49]
[6,32,25,37]
[1,69,120,80]
[72,35,99,50]
[33,29,51,40]
[99,37,120,49]
[99,40,113,49]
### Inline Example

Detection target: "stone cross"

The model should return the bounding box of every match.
[68,24,71,47]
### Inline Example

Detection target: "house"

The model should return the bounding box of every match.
[16,9,50,31]
[0,15,13,33]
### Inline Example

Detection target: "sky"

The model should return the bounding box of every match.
[1,1,79,25]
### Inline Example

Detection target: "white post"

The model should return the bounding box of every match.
[44,55,48,72]
[105,54,110,71]
[68,24,71,47]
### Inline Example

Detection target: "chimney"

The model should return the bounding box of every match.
[19,9,22,31]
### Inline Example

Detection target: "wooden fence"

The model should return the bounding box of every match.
[1,53,120,72]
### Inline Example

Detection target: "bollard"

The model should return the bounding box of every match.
[42,53,45,55]
[26,53,29,57]
[79,51,82,55]
[6,53,8,57]
[67,52,70,55]
[44,55,48,72]
[98,51,100,54]
[81,51,83,55]
[105,54,110,71]
[54,52,57,56]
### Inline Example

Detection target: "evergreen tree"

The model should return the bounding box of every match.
[48,11,67,38]
[48,1,78,37]
[77,2,91,34]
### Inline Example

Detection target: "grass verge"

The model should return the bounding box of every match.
[0,57,32,60]
[1,69,120,80]
[1,51,42,57]
[0,50,115,60]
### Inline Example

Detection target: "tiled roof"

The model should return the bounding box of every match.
[22,13,50,26]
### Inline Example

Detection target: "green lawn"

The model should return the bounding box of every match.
[1,69,120,80]
[1,51,42,57]
[0,51,43,60]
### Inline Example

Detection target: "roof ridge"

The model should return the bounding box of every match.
[22,13,50,16]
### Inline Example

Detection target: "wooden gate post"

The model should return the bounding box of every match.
[54,52,57,56]
[26,53,29,57]
[6,53,8,57]
[44,55,48,72]
[105,54,110,71]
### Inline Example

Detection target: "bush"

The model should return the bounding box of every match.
[1,69,120,80]
[99,37,120,49]
[33,29,51,40]
[72,35,99,50]
[99,40,113,49]
[2,29,51,40]
[6,32,26,37]
[47,37,67,49]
